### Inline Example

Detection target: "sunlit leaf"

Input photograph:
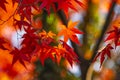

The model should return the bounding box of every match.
[58,20,83,45]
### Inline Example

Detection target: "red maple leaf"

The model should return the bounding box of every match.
[10,28,39,68]
[19,6,32,22]
[14,19,32,30]
[38,40,79,66]
[93,44,113,67]
[105,26,120,47]
[39,46,55,65]
[39,0,85,16]
[59,40,79,66]
[22,27,39,54]
[37,30,56,65]
[38,30,56,45]
[0,0,8,11]
[22,27,38,42]
[10,48,30,68]
[39,0,56,14]
[14,0,39,22]
[58,20,83,45]
[57,0,84,17]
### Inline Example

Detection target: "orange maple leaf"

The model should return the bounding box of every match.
[39,30,56,38]
[58,20,83,45]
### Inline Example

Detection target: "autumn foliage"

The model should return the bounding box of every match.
[0,0,120,77]
[0,0,85,68]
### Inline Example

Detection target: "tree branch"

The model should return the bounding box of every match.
[90,1,116,62]
[57,10,68,26]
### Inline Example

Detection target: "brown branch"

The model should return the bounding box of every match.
[57,10,68,26]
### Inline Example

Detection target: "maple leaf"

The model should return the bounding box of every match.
[10,48,30,68]
[39,0,56,14]
[37,33,55,65]
[58,20,83,45]
[59,40,79,66]
[93,44,113,67]
[15,0,39,22]
[19,6,32,22]
[38,40,79,66]
[21,27,39,53]
[39,30,56,38]
[35,30,56,65]
[54,44,64,64]
[38,30,56,46]
[0,0,8,11]
[57,0,84,17]
[57,0,77,17]
[105,26,120,47]
[23,27,38,39]
[9,28,40,68]
[39,47,56,65]
[14,19,32,30]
